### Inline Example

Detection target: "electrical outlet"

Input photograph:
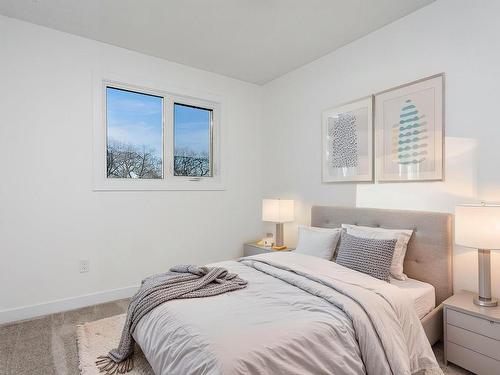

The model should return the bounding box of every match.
[79,259,89,273]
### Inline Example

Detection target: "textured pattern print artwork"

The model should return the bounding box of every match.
[393,99,428,165]
[329,113,358,168]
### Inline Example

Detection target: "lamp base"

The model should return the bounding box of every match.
[275,223,284,247]
[473,295,498,307]
[475,249,498,307]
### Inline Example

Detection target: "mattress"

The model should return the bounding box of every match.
[391,277,435,319]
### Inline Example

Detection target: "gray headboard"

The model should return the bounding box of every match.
[311,206,453,305]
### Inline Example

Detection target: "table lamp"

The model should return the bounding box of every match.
[262,199,294,250]
[455,203,500,307]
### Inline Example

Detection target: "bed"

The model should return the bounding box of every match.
[133,206,452,375]
[311,205,453,345]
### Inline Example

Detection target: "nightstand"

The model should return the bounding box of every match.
[443,290,500,374]
[243,242,293,257]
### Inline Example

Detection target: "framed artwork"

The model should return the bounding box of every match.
[375,73,444,182]
[322,97,373,182]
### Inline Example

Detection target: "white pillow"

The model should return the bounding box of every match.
[341,224,413,280]
[294,226,342,260]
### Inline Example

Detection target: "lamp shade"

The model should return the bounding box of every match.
[455,204,500,250]
[262,199,294,223]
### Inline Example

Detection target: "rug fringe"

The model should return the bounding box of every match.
[96,355,134,374]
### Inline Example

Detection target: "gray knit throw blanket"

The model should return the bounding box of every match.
[96,265,247,374]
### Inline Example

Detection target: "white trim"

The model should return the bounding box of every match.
[92,71,226,191]
[0,285,139,324]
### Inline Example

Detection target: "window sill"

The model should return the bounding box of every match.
[93,178,226,191]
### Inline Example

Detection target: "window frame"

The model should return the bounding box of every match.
[171,98,216,180]
[93,76,224,191]
[105,85,166,180]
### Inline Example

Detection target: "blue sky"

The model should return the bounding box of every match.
[106,87,163,156]
[106,87,211,156]
[174,104,211,155]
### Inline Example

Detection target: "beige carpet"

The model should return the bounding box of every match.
[77,314,153,375]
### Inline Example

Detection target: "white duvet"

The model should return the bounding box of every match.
[133,252,442,375]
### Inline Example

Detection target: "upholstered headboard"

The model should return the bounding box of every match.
[311,206,453,305]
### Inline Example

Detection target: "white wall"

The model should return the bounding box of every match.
[0,15,263,321]
[260,33,358,244]
[262,0,500,297]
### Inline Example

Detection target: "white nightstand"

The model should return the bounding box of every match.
[243,242,293,257]
[443,290,500,374]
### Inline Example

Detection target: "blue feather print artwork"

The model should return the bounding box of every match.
[393,99,428,165]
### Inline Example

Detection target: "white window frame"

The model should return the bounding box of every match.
[93,74,224,191]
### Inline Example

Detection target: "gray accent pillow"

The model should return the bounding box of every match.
[336,231,397,282]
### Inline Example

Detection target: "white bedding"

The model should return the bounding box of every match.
[134,252,442,374]
[391,277,436,319]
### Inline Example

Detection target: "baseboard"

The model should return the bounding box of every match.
[0,285,139,324]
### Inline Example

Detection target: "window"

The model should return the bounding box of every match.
[173,103,213,177]
[106,87,163,179]
[94,78,222,190]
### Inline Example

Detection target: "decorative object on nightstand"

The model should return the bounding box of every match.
[244,242,293,257]
[256,233,274,247]
[262,199,294,250]
[455,203,500,307]
[443,290,500,374]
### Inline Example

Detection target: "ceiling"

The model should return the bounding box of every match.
[0,0,434,85]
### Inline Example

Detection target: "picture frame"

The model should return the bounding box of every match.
[322,96,373,182]
[375,73,444,182]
